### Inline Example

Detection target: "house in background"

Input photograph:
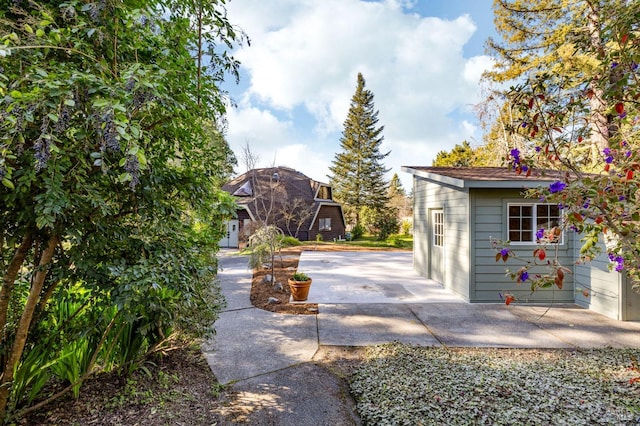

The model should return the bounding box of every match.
[219,166,346,247]
[402,166,640,321]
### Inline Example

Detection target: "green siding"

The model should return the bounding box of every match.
[413,177,470,300]
[574,240,640,320]
[409,173,634,320]
[470,189,575,303]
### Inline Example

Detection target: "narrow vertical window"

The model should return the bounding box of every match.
[433,210,444,247]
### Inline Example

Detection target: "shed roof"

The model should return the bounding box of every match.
[401,166,568,189]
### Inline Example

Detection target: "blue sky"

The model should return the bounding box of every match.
[221,0,498,189]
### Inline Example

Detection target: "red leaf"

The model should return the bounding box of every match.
[495,252,502,262]
[605,164,610,172]
[557,269,565,280]
[505,295,515,306]
[615,102,625,115]
[573,212,584,222]
[534,248,547,260]
[578,136,583,142]
[555,276,564,290]
[595,216,603,224]
[585,89,595,99]
[627,169,634,180]
[621,34,629,44]
[526,168,532,177]
[528,98,534,109]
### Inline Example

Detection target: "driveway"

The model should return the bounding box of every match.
[300,251,463,304]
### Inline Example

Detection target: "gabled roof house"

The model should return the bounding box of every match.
[402,166,640,321]
[219,167,346,247]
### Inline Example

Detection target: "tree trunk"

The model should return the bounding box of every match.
[586,1,609,161]
[0,234,58,422]
[0,232,34,345]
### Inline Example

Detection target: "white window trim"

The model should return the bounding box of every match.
[507,202,565,245]
[432,210,444,247]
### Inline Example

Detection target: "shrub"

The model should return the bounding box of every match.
[400,219,413,235]
[351,224,364,240]
[279,235,302,247]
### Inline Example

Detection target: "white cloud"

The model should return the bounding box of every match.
[222,0,494,188]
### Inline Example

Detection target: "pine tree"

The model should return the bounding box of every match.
[329,73,390,225]
[486,0,616,161]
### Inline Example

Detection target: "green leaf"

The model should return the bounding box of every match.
[24,24,33,34]
[92,99,109,108]
[136,150,147,168]
[2,178,14,189]
[10,90,21,99]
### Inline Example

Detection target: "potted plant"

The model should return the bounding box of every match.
[288,271,312,301]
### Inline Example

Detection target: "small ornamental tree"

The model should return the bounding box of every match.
[486,0,640,300]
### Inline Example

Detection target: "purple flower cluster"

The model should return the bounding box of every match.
[536,228,545,240]
[608,253,624,272]
[549,181,566,193]
[510,148,521,164]
[603,147,614,163]
[520,271,529,281]
[500,248,509,257]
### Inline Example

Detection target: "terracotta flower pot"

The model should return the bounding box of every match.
[288,278,312,301]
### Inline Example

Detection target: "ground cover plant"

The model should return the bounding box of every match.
[351,343,640,425]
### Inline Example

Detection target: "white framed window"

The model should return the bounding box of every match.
[432,210,444,247]
[507,203,563,244]
[319,218,331,231]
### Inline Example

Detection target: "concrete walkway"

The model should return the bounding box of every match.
[202,250,640,424]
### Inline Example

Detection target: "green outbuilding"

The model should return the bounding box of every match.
[402,166,640,321]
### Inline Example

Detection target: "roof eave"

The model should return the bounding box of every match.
[401,166,466,188]
[401,166,558,190]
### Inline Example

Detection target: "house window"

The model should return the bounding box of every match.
[432,211,444,247]
[508,203,563,244]
[319,218,331,231]
[317,186,332,200]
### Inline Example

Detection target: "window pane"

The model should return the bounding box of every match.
[521,206,532,216]
[522,231,532,241]
[536,204,548,216]
[508,205,519,216]
[509,231,521,241]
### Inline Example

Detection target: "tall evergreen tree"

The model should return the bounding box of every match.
[329,73,390,224]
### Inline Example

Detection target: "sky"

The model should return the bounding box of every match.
[220,0,498,189]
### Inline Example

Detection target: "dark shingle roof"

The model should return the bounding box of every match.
[401,166,569,189]
[222,167,343,231]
